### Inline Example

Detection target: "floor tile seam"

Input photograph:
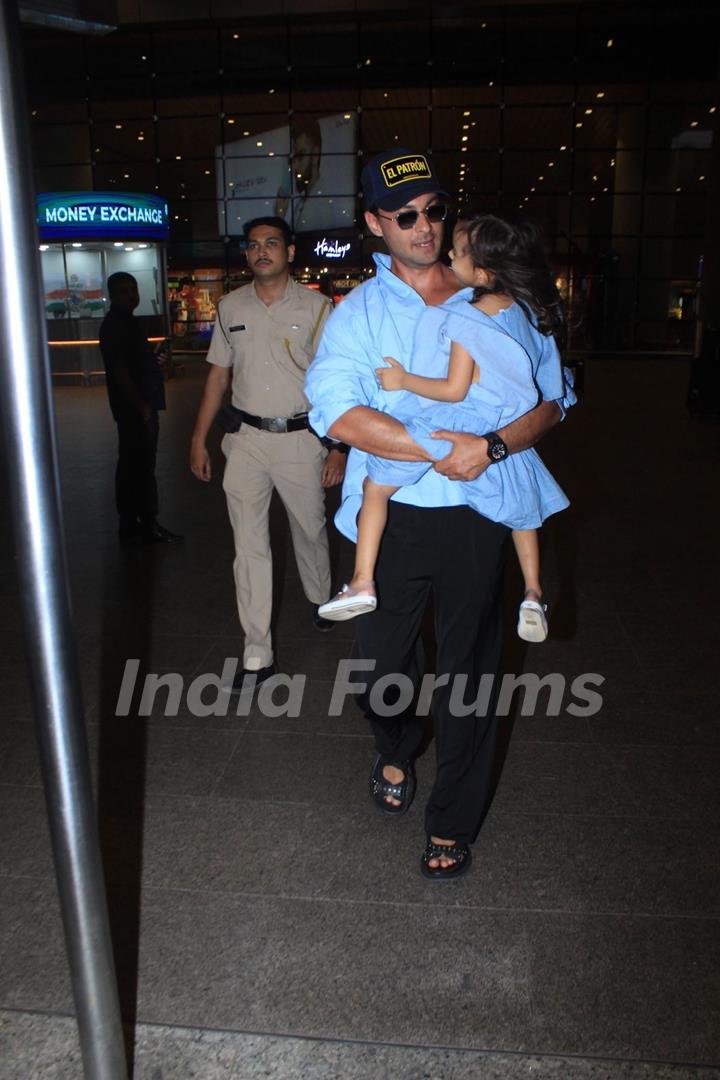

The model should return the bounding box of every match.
[110,719,371,733]
[3,1006,718,1072]
[206,724,254,797]
[187,638,234,680]
[0,788,706,824]
[131,884,720,921]
[487,807,710,822]
[95,715,254,730]
[223,728,373,739]
[586,739,720,750]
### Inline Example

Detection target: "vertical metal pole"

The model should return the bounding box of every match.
[0,3,128,1077]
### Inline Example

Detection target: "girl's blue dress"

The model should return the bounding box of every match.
[366,300,569,531]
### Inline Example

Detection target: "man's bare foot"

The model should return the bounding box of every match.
[382,764,404,807]
[369,756,416,816]
[427,836,459,869]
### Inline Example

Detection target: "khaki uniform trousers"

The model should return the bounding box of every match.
[222,426,331,669]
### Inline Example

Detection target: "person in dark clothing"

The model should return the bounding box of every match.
[99,272,182,544]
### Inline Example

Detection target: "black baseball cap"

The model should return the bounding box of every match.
[361,149,449,212]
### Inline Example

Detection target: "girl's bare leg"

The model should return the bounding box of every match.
[349,477,399,592]
[512,528,542,600]
[513,528,548,643]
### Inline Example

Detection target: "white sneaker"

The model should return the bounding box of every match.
[317,585,377,621]
[517,597,548,643]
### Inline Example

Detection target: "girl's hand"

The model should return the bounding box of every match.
[376,356,407,392]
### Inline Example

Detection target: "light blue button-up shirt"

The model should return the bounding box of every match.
[305,253,574,541]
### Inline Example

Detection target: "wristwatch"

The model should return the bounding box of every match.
[483,431,508,463]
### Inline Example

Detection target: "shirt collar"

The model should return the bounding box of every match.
[249,276,295,306]
[372,252,472,307]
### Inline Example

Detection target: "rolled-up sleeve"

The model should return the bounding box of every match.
[535,336,577,418]
[304,306,376,437]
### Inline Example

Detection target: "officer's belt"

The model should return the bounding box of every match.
[237,409,309,434]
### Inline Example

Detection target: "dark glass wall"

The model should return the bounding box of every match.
[24,2,719,354]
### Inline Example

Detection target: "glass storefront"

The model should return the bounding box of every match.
[24,3,718,357]
[37,192,169,379]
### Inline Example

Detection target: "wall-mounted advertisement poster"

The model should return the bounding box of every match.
[219,113,357,236]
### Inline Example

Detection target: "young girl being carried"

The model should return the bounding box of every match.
[319,212,570,642]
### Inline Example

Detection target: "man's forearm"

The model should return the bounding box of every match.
[432,398,564,482]
[328,406,432,462]
[497,399,562,453]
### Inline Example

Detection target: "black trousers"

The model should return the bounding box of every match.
[115,411,159,528]
[355,502,509,844]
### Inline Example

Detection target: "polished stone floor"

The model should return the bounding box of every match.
[1,360,719,1079]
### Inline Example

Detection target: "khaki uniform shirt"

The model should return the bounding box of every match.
[206,277,332,417]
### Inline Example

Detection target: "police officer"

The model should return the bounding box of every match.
[190,217,345,684]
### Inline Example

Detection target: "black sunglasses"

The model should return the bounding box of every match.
[376,203,449,230]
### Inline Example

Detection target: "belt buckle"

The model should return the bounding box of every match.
[265,416,287,433]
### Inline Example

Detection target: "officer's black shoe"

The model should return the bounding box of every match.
[142,522,184,544]
[230,663,276,693]
[312,605,335,632]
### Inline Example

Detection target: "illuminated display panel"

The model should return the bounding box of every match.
[37,192,169,241]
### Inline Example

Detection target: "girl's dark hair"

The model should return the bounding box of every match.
[457,212,564,337]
